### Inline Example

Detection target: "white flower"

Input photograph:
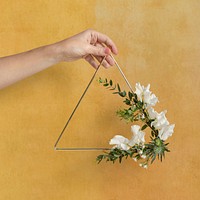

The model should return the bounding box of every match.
[133,157,138,162]
[158,124,175,140]
[139,163,148,169]
[139,150,143,155]
[143,164,148,169]
[128,125,145,146]
[148,108,175,140]
[135,83,158,107]
[135,82,145,101]
[151,110,169,129]
[109,135,130,150]
[138,149,146,158]
[147,107,157,119]
[141,154,146,159]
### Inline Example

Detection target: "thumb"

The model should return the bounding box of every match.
[88,45,110,56]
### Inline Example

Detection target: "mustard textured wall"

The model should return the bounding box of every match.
[0,0,200,199]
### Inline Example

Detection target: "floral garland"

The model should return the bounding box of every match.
[96,77,175,169]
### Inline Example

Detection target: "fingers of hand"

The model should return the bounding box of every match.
[84,53,114,69]
[86,29,118,55]
[83,29,117,69]
[93,43,114,68]
[95,31,118,55]
[84,55,99,69]
[88,45,108,57]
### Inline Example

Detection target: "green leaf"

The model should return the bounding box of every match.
[151,154,156,164]
[128,92,133,100]
[117,83,121,92]
[134,93,138,100]
[137,101,143,108]
[128,109,133,115]
[131,106,138,112]
[151,130,155,137]
[96,154,104,164]
[123,99,131,105]
[141,124,148,131]
[119,156,122,163]
[98,77,103,83]
[119,91,126,97]
[103,83,109,87]
[109,80,113,86]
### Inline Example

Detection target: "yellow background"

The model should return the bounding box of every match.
[0,0,200,199]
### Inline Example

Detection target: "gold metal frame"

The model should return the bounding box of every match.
[54,55,134,151]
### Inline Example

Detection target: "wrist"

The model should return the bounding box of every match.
[44,42,64,64]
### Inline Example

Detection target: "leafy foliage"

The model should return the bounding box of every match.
[96,77,171,168]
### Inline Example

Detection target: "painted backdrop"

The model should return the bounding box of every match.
[0,0,199,200]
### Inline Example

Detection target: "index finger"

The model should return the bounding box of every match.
[95,31,118,55]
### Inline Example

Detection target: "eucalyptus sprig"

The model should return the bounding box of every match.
[96,77,174,168]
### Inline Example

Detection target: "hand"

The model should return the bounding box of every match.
[55,29,118,69]
[0,29,118,89]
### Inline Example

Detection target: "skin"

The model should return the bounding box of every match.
[0,29,118,89]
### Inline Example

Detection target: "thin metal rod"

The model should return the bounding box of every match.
[55,147,111,151]
[54,54,135,151]
[54,56,107,149]
[110,54,134,94]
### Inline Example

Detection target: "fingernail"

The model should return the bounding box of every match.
[104,47,110,54]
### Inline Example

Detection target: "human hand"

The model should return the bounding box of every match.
[55,29,118,69]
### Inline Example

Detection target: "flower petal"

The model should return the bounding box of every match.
[129,125,145,146]
[109,135,130,150]
[158,124,175,140]
[109,135,129,145]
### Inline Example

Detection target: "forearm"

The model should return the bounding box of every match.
[0,43,61,89]
[0,29,118,89]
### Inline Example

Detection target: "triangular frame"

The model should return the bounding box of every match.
[54,55,134,151]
